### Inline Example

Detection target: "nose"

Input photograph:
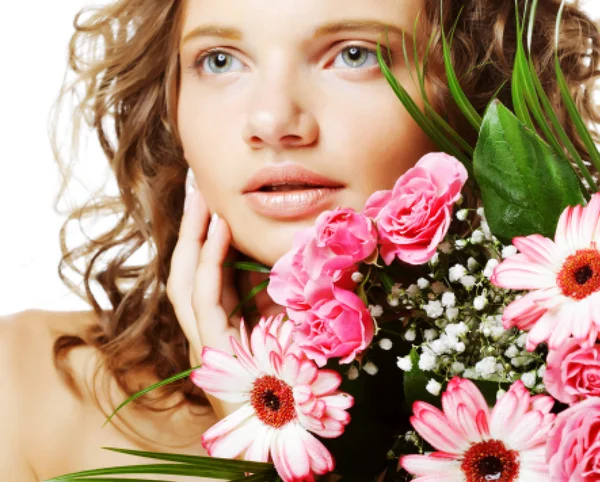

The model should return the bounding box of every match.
[242,67,319,151]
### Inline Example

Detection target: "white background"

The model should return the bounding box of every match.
[1,1,599,317]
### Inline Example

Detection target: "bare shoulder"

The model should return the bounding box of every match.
[0,309,96,481]
[0,309,100,480]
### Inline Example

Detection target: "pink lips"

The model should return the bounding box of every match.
[242,165,344,220]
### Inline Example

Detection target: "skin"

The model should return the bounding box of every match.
[1,0,438,480]
[171,0,438,430]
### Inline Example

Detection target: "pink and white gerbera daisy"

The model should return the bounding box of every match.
[191,314,354,482]
[491,193,600,350]
[400,378,555,482]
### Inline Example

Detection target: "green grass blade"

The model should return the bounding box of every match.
[103,367,200,427]
[46,478,173,482]
[223,261,272,274]
[229,279,270,319]
[511,0,535,130]
[554,0,600,180]
[405,20,474,157]
[376,41,473,175]
[440,2,482,131]
[48,463,243,480]
[102,448,275,473]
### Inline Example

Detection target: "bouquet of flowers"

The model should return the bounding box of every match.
[49,1,600,481]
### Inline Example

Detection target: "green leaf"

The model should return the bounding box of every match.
[229,279,270,319]
[47,463,243,480]
[223,261,272,274]
[103,367,200,427]
[101,448,274,473]
[402,348,444,409]
[473,100,585,244]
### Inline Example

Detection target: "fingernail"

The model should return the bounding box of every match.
[184,189,196,213]
[186,168,196,195]
[208,213,220,237]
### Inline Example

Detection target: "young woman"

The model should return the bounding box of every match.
[2,0,599,480]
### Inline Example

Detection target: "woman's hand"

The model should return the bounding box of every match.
[166,174,244,420]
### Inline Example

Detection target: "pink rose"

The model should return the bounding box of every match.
[363,152,468,265]
[313,208,377,265]
[292,286,374,367]
[268,227,357,319]
[547,398,600,481]
[544,339,600,404]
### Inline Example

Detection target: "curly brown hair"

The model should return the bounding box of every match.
[49,0,600,415]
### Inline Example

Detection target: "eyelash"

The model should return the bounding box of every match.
[189,43,392,77]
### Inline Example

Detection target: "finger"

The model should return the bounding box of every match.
[167,190,210,356]
[193,214,241,349]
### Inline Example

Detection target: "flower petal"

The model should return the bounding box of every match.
[203,411,263,459]
[400,454,461,477]
[271,424,312,482]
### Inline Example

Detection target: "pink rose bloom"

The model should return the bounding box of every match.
[363,152,468,265]
[292,286,375,367]
[544,338,600,404]
[313,207,378,265]
[547,397,600,481]
[268,227,357,320]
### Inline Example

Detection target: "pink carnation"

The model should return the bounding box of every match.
[313,208,377,265]
[267,226,357,320]
[292,286,375,367]
[547,398,600,481]
[544,338,600,404]
[363,152,467,265]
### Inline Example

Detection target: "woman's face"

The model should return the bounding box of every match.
[177,0,437,266]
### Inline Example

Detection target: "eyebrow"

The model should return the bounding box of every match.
[181,19,409,46]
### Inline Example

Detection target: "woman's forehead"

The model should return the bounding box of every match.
[179,0,424,46]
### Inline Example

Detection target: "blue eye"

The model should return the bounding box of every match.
[332,45,380,69]
[193,50,245,75]
[191,44,388,76]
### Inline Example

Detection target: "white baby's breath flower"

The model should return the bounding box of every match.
[451,322,469,336]
[404,329,417,342]
[521,371,536,388]
[397,356,413,371]
[449,264,467,282]
[363,362,379,376]
[516,333,528,348]
[369,305,384,317]
[450,361,465,374]
[424,300,444,319]
[441,292,456,308]
[502,245,518,258]
[378,338,393,350]
[429,252,440,266]
[470,230,485,244]
[537,365,547,378]
[391,283,403,296]
[387,296,400,307]
[455,239,467,250]
[456,209,469,221]
[456,193,464,206]
[347,366,359,380]
[475,356,498,379]
[455,342,466,353]
[483,259,500,278]
[476,206,486,217]
[481,220,493,239]
[504,345,519,358]
[426,379,442,396]
[417,277,430,289]
[496,388,506,400]
[473,295,488,311]
[446,307,459,321]
[351,271,364,283]
[418,351,437,371]
[424,328,438,341]
[460,275,477,289]
[431,339,449,355]
[467,257,480,272]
